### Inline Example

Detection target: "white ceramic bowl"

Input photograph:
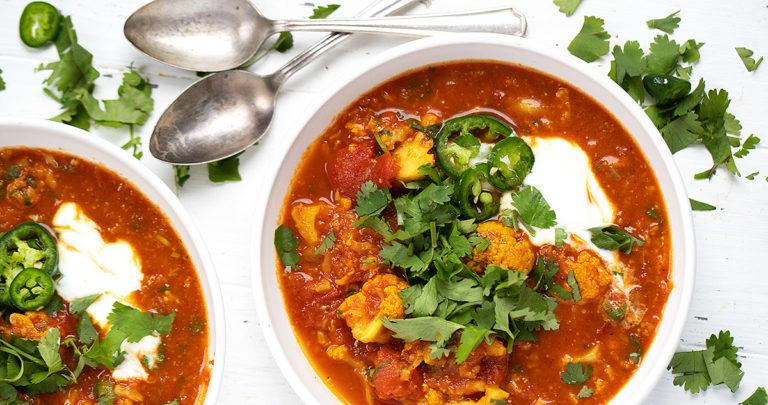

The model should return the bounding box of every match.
[252,33,695,405]
[0,118,225,404]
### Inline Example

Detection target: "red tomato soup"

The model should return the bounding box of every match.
[0,147,211,404]
[277,61,671,404]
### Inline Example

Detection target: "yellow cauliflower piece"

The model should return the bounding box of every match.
[471,221,536,274]
[290,203,321,244]
[393,132,435,182]
[338,274,410,343]
[567,250,612,299]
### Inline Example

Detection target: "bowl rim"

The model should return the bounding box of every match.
[0,117,226,404]
[251,33,695,405]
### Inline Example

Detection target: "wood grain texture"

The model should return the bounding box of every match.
[0,0,766,403]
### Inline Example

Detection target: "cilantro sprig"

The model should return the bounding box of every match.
[668,330,744,394]
[567,16,610,62]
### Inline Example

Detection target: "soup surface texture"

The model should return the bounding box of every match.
[277,61,671,404]
[0,147,210,404]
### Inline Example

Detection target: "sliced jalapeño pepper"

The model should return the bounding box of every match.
[0,222,58,276]
[19,2,61,48]
[457,163,500,221]
[642,74,691,106]
[9,268,55,311]
[487,137,535,190]
[436,115,514,178]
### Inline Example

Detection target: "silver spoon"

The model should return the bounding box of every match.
[125,0,526,72]
[148,7,527,164]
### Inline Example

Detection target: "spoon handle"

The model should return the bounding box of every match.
[273,7,527,39]
[271,0,424,85]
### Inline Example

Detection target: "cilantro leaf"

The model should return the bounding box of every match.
[690,198,716,211]
[70,293,102,314]
[78,314,99,345]
[553,0,582,16]
[741,387,768,405]
[577,385,594,398]
[455,326,490,363]
[746,172,759,180]
[661,111,704,154]
[561,362,592,385]
[355,181,392,217]
[734,134,760,158]
[646,35,681,75]
[609,41,646,88]
[77,69,154,128]
[174,165,190,188]
[554,227,567,247]
[588,226,645,254]
[273,32,293,53]
[207,153,242,182]
[380,316,462,347]
[510,185,557,229]
[83,329,128,369]
[38,329,64,374]
[646,10,681,34]
[107,301,176,342]
[567,16,610,62]
[275,224,300,269]
[736,47,763,72]
[668,330,744,394]
[0,68,5,91]
[680,39,704,63]
[310,4,341,19]
[313,231,336,255]
[43,294,63,315]
[566,270,581,302]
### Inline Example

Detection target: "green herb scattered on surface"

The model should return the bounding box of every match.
[741,387,768,405]
[567,16,610,62]
[690,198,716,211]
[668,330,744,394]
[646,10,681,34]
[310,4,341,19]
[553,0,582,16]
[275,224,300,269]
[735,47,763,72]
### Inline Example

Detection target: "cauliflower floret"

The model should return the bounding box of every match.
[338,274,409,343]
[393,132,435,182]
[567,250,612,299]
[290,203,322,244]
[471,221,536,273]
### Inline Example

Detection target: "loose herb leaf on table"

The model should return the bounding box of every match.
[646,10,681,34]
[553,0,582,17]
[567,16,611,62]
[668,330,744,394]
[735,47,763,72]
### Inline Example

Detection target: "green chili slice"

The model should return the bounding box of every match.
[9,268,55,311]
[487,137,535,190]
[0,222,58,305]
[435,115,514,178]
[457,163,500,221]
[19,2,61,48]
[642,74,691,106]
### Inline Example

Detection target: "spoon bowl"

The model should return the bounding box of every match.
[125,0,268,72]
[149,70,277,164]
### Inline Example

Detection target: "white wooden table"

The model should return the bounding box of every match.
[1,0,766,403]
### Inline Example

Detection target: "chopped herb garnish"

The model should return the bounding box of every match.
[190,314,204,335]
[567,16,610,62]
[746,172,759,180]
[314,231,336,255]
[646,206,660,219]
[510,185,557,229]
[274,224,300,269]
[365,362,389,382]
[566,270,581,302]
[561,361,592,385]
[0,68,5,91]
[588,226,644,254]
[354,181,392,217]
[554,227,567,247]
[107,301,175,342]
[577,385,594,398]
[646,10,681,34]
[735,47,763,72]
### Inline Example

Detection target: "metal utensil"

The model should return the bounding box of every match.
[125,0,526,72]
